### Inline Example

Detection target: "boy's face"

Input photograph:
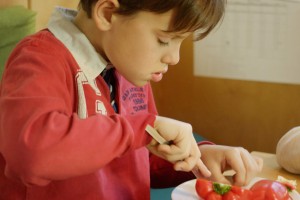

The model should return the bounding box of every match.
[101,10,191,87]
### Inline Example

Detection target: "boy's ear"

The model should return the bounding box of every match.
[92,0,119,31]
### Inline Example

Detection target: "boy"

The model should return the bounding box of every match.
[0,0,262,199]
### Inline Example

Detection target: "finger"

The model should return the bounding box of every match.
[195,159,211,178]
[173,160,190,171]
[148,149,183,163]
[208,164,232,185]
[149,138,159,146]
[233,148,262,186]
[157,142,191,161]
[234,155,263,186]
[224,148,247,186]
[192,141,211,177]
[235,149,256,185]
[253,156,264,171]
[173,142,200,171]
[170,131,194,155]
[173,151,199,171]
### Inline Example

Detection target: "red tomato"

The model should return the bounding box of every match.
[206,193,222,200]
[250,179,290,200]
[195,179,252,200]
[195,179,214,198]
[222,186,253,200]
[225,185,253,200]
[222,191,240,200]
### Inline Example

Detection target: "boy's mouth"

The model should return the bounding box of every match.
[151,67,168,82]
[151,72,163,82]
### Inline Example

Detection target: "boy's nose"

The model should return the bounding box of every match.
[162,48,180,66]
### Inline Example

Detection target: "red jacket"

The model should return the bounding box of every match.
[0,29,194,199]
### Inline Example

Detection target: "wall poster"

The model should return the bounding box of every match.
[193,0,300,84]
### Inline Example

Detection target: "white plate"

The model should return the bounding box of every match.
[171,177,300,200]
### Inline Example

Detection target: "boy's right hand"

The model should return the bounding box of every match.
[146,116,210,177]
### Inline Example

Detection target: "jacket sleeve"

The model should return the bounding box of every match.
[0,37,155,186]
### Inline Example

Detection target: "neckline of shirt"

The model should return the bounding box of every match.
[47,7,107,81]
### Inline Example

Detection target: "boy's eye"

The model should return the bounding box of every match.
[158,38,169,46]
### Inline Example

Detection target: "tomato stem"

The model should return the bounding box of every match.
[212,182,231,195]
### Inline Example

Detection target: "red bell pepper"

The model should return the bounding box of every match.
[250,179,291,200]
[195,179,252,200]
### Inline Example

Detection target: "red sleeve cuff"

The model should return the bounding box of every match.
[197,141,215,145]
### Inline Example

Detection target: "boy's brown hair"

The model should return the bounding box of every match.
[79,0,226,40]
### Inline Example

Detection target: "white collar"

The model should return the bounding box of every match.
[47,7,107,81]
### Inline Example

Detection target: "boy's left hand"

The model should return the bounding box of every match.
[197,144,263,186]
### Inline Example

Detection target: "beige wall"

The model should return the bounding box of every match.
[151,36,300,154]
[0,0,78,30]
[30,0,78,30]
[0,0,27,8]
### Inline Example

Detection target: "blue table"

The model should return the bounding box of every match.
[151,187,174,200]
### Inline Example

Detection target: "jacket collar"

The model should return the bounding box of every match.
[48,7,107,81]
